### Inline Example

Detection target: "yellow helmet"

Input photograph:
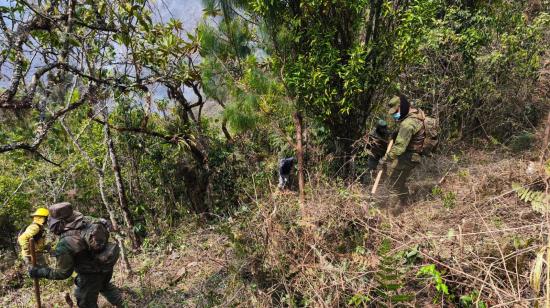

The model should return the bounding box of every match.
[30,207,49,217]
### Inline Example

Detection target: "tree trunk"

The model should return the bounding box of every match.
[98,155,133,274]
[221,118,232,142]
[293,112,305,206]
[60,119,132,273]
[103,114,141,249]
[175,161,211,215]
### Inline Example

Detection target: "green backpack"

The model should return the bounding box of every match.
[421,116,439,155]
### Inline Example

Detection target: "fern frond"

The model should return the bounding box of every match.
[512,183,550,214]
[373,239,414,306]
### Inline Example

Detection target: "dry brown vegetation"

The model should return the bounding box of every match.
[2,136,548,307]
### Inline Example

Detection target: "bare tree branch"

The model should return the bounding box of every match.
[0,87,94,153]
[91,117,207,164]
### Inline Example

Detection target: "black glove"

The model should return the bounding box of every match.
[29,267,42,278]
[44,243,52,252]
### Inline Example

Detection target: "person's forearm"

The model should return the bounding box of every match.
[387,142,406,160]
[36,254,74,280]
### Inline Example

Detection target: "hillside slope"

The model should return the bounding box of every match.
[1,146,548,307]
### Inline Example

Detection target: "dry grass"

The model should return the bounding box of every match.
[225,148,548,307]
[1,147,548,307]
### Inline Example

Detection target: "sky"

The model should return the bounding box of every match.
[0,0,207,103]
[156,0,205,32]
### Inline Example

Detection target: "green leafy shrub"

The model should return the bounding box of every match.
[460,291,487,308]
[417,264,450,303]
[508,132,536,152]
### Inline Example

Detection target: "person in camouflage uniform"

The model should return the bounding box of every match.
[380,95,426,214]
[29,202,124,308]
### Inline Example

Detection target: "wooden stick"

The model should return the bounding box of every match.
[29,238,41,308]
[371,139,394,194]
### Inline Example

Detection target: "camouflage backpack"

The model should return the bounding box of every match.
[80,220,120,267]
[421,115,439,155]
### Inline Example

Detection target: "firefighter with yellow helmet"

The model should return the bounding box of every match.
[18,207,50,266]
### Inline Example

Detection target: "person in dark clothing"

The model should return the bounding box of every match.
[366,120,390,171]
[278,157,296,190]
[29,202,124,308]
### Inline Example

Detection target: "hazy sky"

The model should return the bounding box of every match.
[156,0,205,32]
[0,0,208,103]
[0,0,205,30]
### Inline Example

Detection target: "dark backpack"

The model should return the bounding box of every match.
[421,116,439,155]
[82,221,109,252]
[80,220,119,267]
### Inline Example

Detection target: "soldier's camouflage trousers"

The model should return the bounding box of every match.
[74,271,124,308]
[386,151,421,207]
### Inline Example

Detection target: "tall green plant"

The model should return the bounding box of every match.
[372,239,414,306]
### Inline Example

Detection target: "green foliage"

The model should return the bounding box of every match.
[417,264,451,303]
[509,131,536,152]
[400,245,421,265]
[373,239,414,306]
[399,2,549,141]
[198,5,294,151]
[201,0,549,160]
[460,291,487,308]
[512,183,550,214]
[252,0,395,150]
[418,264,449,294]
[348,293,370,307]
[431,186,457,208]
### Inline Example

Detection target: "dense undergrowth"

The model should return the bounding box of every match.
[2,142,549,307]
[0,0,549,307]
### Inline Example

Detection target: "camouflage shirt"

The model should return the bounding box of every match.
[385,109,425,161]
[35,216,113,280]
